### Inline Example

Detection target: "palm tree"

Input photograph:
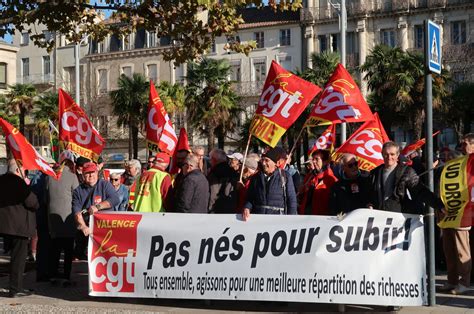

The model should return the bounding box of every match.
[185,58,242,151]
[359,45,449,140]
[4,83,37,134]
[110,73,149,159]
[158,81,185,118]
[33,91,58,135]
[439,82,474,138]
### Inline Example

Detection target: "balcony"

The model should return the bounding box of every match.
[18,74,54,85]
[231,81,265,97]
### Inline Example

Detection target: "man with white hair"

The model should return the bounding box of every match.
[208,148,239,214]
[0,159,39,297]
[175,155,209,213]
[121,159,141,188]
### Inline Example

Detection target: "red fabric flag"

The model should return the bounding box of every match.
[146,81,178,155]
[306,63,373,126]
[401,131,441,157]
[0,118,57,179]
[250,60,321,147]
[332,113,390,171]
[308,123,336,155]
[58,89,105,161]
[169,128,191,175]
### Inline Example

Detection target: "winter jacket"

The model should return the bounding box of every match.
[175,169,210,213]
[0,173,39,238]
[328,172,372,215]
[244,169,297,215]
[369,163,444,214]
[298,166,338,216]
[207,162,239,214]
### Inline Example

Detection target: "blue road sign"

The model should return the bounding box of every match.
[426,20,441,74]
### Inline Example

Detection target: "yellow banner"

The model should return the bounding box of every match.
[60,140,99,162]
[438,156,470,229]
[249,114,286,147]
[146,140,160,153]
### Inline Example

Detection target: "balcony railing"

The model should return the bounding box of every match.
[231,81,265,97]
[18,74,54,85]
[301,0,472,22]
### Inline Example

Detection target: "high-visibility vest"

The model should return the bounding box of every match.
[130,168,170,212]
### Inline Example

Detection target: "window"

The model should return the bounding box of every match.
[147,64,158,82]
[97,116,109,137]
[123,34,133,50]
[451,21,466,45]
[278,56,292,71]
[279,29,291,46]
[253,60,266,82]
[254,32,264,48]
[98,69,108,94]
[414,25,424,49]
[346,32,357,54]
[98,41,105,53]
[21,32,29,45]
[331,33,339,52]
[381,29,396,47]
[42,30,53,43]
[147,31,157,47]
[0,63,6,89]
[318,35,327,53]
[63,66,75,92]
[122,66,132,78]
[211,41,216,53]
[43,56,51,77]
[230,62,241,82]
[22,58,29,78]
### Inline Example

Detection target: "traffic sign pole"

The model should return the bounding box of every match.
[425,19,441,307]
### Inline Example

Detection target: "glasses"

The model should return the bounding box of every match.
[110,178,120,182]
[345,161,358,169]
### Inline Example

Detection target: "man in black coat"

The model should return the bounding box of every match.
[175,155,210,213]
[369,141,443,214]
[0,159,39,297]
[208,149,239,214]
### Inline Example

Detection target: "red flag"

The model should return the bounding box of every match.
[402,131,441,157]
[146,81,178,156]
[0,118,57,179]
[169,128,191,175]
[308,123,336,155]
[306,63,373,126]
[332,113,390,171]
[250,61,321,147]
[58,89,105,161]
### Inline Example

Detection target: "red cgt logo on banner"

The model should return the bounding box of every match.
[58,89,105,162]
[146,81,178,155]
[306,63,373,126]
[250,61,321,147]
[0,118,57,179]
[332,113,390,171]
[90,213,142,293]
[308,123,336,155]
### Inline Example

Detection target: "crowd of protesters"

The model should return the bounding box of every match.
[0,134,473,298]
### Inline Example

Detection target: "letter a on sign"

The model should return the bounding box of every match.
[250,61,321,147]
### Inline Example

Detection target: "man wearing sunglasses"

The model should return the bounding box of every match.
[328,153,371,216]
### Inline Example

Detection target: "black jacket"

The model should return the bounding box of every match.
[175,169,210,213]
[207,162,239,214]
[329,172,372,215]
[369,164,443,214]
[0,173,39,237]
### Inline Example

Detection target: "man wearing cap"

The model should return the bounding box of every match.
[236,157,259,213]
[208,149,239,214]
[130,152,172,213]
[72,162,120,237]
[242,147,297,221]
[227,152,243,173]
[175,155,210,213]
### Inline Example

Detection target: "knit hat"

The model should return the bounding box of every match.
[263,147,287,163]
[244,158,258,171]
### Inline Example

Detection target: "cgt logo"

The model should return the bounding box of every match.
[90,214,142,293]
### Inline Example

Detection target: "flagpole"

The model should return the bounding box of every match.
[284,126,307,168]
[239,134,252,183]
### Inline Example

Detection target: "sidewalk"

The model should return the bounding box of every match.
[0,253,473,313]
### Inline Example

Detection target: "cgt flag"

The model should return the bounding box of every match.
[306,63,373,126]
[332,113,390,171]
[250,61,321,147]
[401,131,440,157]
[308,123,336,155]
[146,81,178,155]
[438,154,474,229]
[0,118,57,179]
[58,89,105,162]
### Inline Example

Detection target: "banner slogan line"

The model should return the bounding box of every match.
[89,210,427,306]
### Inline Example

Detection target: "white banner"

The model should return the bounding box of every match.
[88,209,427,306]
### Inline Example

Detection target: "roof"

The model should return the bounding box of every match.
[238,6,300,29]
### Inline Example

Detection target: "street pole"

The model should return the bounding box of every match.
[424,20,437,306]
[340,0,347,144]
[75,25,80,106]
